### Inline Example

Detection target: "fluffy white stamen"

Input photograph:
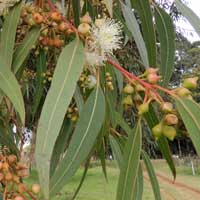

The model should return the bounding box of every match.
[85,18,122,66]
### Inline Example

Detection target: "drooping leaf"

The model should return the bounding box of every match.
[50,87,105,196]
[144,105,176,179]
[113,8,132,39]
[134,164,143,200]
[131,0,157,66]
[32,50,46,120]
[12,27,40,74]
[97,138,108,181]
[110,135,124,169]
[50,120,73,177]
[155,6,175,86]
[0,1,22,68]
[114,111,132,135]
[70,159,90,200]
[35,39,85,198]
[176,98,200,156]
[175,0,200,37]
[0,58,25,123]
[116,119,142,200]
[121,2,149,68]
[142,151,161,200]
[72,0,80,26]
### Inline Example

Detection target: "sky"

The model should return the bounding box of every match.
[177,0,200,42]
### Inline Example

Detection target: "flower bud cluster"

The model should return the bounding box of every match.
[0,154,40,200]
[18,5,74,51]
[66,106,79,122]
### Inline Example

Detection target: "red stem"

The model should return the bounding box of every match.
[107,58,152,89]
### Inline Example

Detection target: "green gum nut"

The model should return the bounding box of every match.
[122,95,133,106]
[123,84,134,94]
[138,102,149,115]
[183,77,198,89]
[160,102,173,113]
[175,87,191,97]
[152,123,163,140]
[162,125,176,141]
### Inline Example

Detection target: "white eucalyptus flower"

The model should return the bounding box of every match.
[85,18,122,66]
[85,51,106,66]
[91,18,122,54]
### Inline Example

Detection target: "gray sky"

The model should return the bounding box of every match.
[177,0,200,42]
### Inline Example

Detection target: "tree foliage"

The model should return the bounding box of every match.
[0,0,199,200]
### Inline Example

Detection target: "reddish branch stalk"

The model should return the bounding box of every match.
[107,58,153,89]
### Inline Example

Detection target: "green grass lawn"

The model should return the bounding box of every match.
[52,162,154,200]
[26,160,200,200]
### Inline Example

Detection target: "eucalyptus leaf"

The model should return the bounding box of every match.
[121,2,149,68]
[12,27,40,74]
[176,98,200,156]
[0,1,22,68]
[116,119,142,200]
[35,39,85,198]
[0,58,25,123]
[131,0,157,66]
[50,87,105,196]
[155,6,175,86]
[142,151,161,200]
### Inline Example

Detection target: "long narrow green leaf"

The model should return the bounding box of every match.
[135,164,143,200]
[116,119,142,200]
[144,105,176,179]
[131,0,157,66]
[12,27,40,74]
[176,98,200,156]
[114,111,131,135]
[50,87,105,196]
[110,135,124,169]
[121,2,149,68]
[50,120,73,177]
[155,6,175,86]
[32,50,46,120]
[0,1,22,68]
[97,139,108,181]
[70,159,90,200]
[175,0,200,37]
[72,0,80,26]
[0,58,25,123]
[35,39,85,198]
[142,151,161,200]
